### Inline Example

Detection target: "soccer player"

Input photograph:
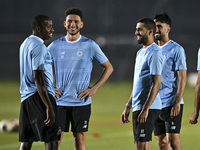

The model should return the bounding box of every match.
[153,12,187,150]
[48,7,113,150]
[189,49,200,124]
[19,15,59,150]
[121,18,163,150]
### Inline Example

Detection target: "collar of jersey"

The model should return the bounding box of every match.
[30,35,44,43]
[159,40,172,48]
[142,42,156,51]
[65,35,82,43]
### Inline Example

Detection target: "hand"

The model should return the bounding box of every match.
[77,87,97,101]
[121,107,131,124]
[44,107,55,126]
[137,109,149,123]
[189,111,199,124]
[54,88,63,99]
[170,103,180,118]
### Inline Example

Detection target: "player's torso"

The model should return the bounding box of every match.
[50,37,94,105]
[159,40,184,107]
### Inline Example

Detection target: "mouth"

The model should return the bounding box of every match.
[137,35,141,41]
[155,32,160,37]
[69,27,76,32]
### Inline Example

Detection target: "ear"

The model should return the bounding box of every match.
[63,21,66,28]
[148,29,154,36]
[35,26,41,33]
[167,26,171,34]
[80,21,84,29]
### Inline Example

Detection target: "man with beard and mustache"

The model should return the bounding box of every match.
[48,7,113,150]
[121,18,163,150]
[153,12,187,150]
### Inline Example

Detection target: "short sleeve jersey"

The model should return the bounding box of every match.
[19,35,54,102]
[132,43,163,111]
[48,35,108,106]
[197,48,200,70]
[159,40,187,108]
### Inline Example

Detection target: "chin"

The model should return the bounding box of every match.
[137,40,143,44]
[45,37,51,40]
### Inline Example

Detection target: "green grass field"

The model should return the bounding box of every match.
[0,80,199,150]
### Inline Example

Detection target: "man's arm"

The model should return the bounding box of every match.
[171,70,187,118]
[137,75,161,123]
[51,62,63,99]
[33,70,55,126]
[189,71,200,124]
[121,93,132,124]
[77,60,113,101]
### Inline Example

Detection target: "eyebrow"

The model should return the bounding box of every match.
[136,27,142,30]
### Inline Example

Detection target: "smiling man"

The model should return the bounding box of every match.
[153,12,187,150]
[48,7,113,150]
[19,15,59,150]
[121,18,163,150]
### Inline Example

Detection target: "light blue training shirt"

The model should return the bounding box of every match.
[159,40,187,108]
[48,35,108,106]
[132,43,163,112]
[197,48,200,70]
[19,35,54,102]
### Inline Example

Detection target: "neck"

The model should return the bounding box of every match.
[143,38,154,49]
[158,36,170,46]
[66,33,81,41]
[32,33,43,40]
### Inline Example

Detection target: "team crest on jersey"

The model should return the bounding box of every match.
[77,49,83,57]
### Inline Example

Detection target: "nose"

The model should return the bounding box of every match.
[156,26,159,33]
[51,27,54,32]
[135,30,138,35]
[71,21,76,26]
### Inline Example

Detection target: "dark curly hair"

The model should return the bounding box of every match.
[137,18,156,35]
[153,12,171,27]
[65,7,83,20]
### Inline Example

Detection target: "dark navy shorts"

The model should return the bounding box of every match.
[132,109,161,142]
[19,92,60,142]
[57,104,91,133]
[154,104,183,136]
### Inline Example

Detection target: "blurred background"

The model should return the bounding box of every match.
[0,0,199,81]
[1,1,200,149]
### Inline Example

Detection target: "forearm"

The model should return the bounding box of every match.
[36,82,51,106]
[52,62,57,87]
[143,82,161,111]
[125,93,133,109]
[194,83,200,113]
[91,61,113,90]
[34,70,52,109]
[175,70,187,105]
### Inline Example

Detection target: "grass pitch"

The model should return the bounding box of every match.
[0,80,199,150]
